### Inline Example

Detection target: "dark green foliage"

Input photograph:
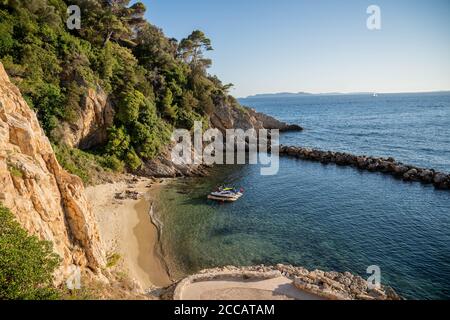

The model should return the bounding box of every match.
[0,204,60,300]
[102,155,124,172]
[105,125,130,160]
[0,0,241,171]
[125,148,142,171]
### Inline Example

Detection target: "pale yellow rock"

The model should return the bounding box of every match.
[55,86,114,149]
[0,62,106,280]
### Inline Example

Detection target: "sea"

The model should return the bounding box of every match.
[156,92,450,300]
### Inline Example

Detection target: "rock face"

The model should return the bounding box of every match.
[137,146,210,178]
[138,101,304,178]
[55,87,300,153]
[210,101,303,133]
[55,86,114,149]
[280,145,450,190]
[0,63,105,279]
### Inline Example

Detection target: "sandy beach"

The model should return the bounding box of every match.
[86,177,172,289]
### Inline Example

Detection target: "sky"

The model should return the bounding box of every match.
[142,0,450,98]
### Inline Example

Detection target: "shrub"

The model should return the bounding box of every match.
[106,253,121,269]
[105,126,131,159]
[125,149,142,171]
[0,204,60,300]
[53,144,111,185]
[102,155,124,172]
[7,163,23,178]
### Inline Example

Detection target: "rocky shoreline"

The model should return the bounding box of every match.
[280,145,450,190]
[171,265,401,300]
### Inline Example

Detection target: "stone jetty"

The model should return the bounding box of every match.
[280,145,450,190]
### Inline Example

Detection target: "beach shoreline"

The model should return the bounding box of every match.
[86,177,172,289]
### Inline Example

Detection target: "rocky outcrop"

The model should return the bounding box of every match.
[251,109,303,132]
[0,62,106,280]
[174,265,401,300]
[137,146,210,178]
[137,102,303,178]
[210,101,303,133]
[280,145,450,190]
[55,86,114,149]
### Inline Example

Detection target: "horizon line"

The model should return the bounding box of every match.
[238,89,450,99]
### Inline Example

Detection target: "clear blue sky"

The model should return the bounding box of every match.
[142,0,450,97]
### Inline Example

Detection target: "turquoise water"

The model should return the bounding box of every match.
[157,93,450,300]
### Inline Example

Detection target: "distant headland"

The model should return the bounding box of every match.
[241,90,450,99]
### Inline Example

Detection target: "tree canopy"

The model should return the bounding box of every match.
[0,0,238,172]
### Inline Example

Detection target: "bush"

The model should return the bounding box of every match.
[105,126,131,160]
[106,253,121,269]
[7,163,23,178]
[125,149,142,171]
[0,204,60,300]
[102,155,124,172]
[53,144,112,185]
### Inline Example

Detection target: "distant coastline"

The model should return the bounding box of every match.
[241,90,450,99]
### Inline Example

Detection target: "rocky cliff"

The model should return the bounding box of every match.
[56,90,302,155]
[55,85,114,150]
[0,62,105,280]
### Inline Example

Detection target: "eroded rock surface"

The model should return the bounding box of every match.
[0,62,105,280]
[55,85,114,149]
[210,101,303,133]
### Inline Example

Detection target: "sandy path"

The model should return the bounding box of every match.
[87,178,171,289]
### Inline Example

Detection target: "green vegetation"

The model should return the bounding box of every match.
[0,204,60,300]
[106,253,121,269]
[0,0,235,173]
[7,163,23,178]
[53,144,112,185]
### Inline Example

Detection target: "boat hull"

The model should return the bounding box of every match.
[207,194,242,202]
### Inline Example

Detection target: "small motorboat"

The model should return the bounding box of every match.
[208,186,244,202]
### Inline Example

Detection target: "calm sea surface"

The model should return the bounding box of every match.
[157,93,450,300]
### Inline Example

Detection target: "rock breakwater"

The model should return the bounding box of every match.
[280,145,450,190]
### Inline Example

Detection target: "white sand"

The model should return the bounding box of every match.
[86,178,171,289]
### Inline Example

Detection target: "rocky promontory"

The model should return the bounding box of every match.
[211,100,303,133]
[280,145,450,190]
